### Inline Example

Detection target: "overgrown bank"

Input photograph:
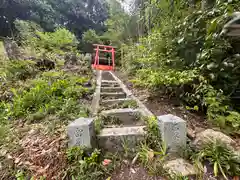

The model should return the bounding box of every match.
[0,23,102,178]
[122,0,240,135]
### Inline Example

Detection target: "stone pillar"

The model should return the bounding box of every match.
[157,114,186,152]
[67,117,95,148]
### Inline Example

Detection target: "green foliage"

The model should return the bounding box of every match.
[82,29,101,44]
[123,0,240,134]
[33,28,78,53]
[192,141,240,179]
[14,20,43,43]
[66,147,113,180]
[0,0,108,38]
[4,60,38,80]
[5,71,90,121]
[143,116,162,151]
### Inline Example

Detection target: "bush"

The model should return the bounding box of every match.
[66,147,113,180]
[193,141,240,178]
[1,70,91,122]
[34,28,78,53]
[122,0,240,134]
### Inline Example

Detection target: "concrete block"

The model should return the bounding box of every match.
[101,83,120,88]
[102,80,118,84]
[101,80,119,87]
[97,126,146,152]
[67,117,95,148]
[102,71,115,81]
[101,98,133,106]
[101,92,126,99]
[101,87,123,93]
[100,98,137,110]
[157,114,186,152]
[101,108,143,126]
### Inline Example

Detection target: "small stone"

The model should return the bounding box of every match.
[164,158,197,176]
[193,129,235,150]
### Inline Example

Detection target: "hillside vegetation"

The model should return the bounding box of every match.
[0,0,240,179]
[121,0,240,135]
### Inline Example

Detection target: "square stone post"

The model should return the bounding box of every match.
[157,114,186,152]
[67,117,95,148]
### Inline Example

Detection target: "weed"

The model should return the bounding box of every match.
[192,140,240,179]
[143,116,162,151]
[121,137,137,159]
[94,117,104,134]
[102,115,122,126]
[66,147,114,180]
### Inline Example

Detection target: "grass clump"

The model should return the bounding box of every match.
[2,70,92,123]
[66,147,116,180]
[192,140,240,179]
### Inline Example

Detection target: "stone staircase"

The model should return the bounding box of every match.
[97,71,147,152]
[68,70,187,153]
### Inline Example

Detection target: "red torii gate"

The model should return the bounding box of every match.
[92,44,115,71]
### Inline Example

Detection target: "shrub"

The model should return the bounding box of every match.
[193,141,240,179]
[122,0,240,133]
[66,147,113,180]
[34,28,78,53]
[2,71,91,122]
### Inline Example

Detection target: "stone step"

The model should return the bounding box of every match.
[101,83,120,88]
[102,71,115,81]
[101,80,120,87]
[101,108,143,126]
[97,126,146,152]
[102,80,118,84]
[101,87,123,93]
[101,98,133,106]
[101,92,126,99]
[100,98,138,110]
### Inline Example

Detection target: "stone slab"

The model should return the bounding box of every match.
[157,114,186,152]
[102,80,118,84]
[100,98,136,110]
[101,98,133,106]
[110,71,154,117]
[67,117,95,148]
[97,126,146,152]
[101,108,143,126]
[102,71,115,81]
[101,92,126,99]
[101,87,123,93]
[101,83,120,88]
